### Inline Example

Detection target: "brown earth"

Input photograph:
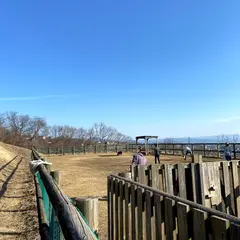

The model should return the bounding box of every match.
[0,143,39,240]
[45,152,193,240]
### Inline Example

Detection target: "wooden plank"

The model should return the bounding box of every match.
[138,165,147,185]
[219,165,226,213]
[165,165,174,195]
[164,197,176,240]
[115,179,119,240]
[137,188,143,240]
[131,184,136,240]
[177,164,187,199]
[109,178,114,240]
[191,163,200,203]
[231,161,240,217]
[145,190,152,240]
[124,182,130,240]
[119,181,124,240]
[222,162,232,215]
[151,165,160,189]
[176,202,189,240]
[154,194,162,240]
[230,223,240,239]
[192,208,207,240]
[211,216,229,240]
[229,162,237,216]
[198,163,206,205]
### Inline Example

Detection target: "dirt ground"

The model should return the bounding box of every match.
[0,143,39,240]
[45,152,190,240]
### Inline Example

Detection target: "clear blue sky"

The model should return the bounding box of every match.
[0,1,240,138]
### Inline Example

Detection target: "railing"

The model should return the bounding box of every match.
[31,148,98,240]
[37,142,240,159]
[108,174,240,240]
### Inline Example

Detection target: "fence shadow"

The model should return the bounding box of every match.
[0,158,23,198]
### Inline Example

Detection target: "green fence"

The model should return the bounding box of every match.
[36,172,64,239]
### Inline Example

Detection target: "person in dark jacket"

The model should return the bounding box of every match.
[224,143,232,161]
[154,144,160,164]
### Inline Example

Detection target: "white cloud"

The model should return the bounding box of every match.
[0,94,74,101]
[214,116,240,123]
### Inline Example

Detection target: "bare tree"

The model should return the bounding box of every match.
[4,111,31,145]
[233,134,239,143]
[28,117,47,141]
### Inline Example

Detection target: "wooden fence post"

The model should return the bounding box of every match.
[51,170,61,186]
[48,147,51,155]
[217,144,220,158]
[61,146,64,155]
[74,197,99,235]
[203,144,206,157]
[192,154,203,163]
[233,144,236,159]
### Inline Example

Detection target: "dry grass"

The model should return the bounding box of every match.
[45,152,189,239]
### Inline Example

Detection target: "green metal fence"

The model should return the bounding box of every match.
[36,171,99,240]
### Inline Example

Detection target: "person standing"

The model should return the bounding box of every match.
[224,142,232,161]
[154,144,160,164]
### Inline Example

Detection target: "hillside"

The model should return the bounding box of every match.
[0,143,39,240]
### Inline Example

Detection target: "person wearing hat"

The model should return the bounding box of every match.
[224,142,232,161]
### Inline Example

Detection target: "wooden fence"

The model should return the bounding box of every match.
[108,174,240,240]
[37,142,240,159]
[131,161,240,217]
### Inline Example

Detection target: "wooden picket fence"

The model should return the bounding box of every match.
[108,174,240,240]
[131,161,240,217]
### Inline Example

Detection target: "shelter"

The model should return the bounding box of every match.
[135,135,158,154]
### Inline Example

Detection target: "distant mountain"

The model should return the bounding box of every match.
[142,134,239,144]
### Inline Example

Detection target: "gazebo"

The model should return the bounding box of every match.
[135,135,158,154]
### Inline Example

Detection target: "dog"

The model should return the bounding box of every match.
[117,151,123,156]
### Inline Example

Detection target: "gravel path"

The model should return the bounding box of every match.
[0,154,39,240]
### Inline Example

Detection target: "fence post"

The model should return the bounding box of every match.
[74,197,99,236]
[84,145,86,154]
[61,146,64,155]
[164,144,167,154]
[95,145,97,154]
[48,147,51,155]
[217,144,220,158]
[233,143,236,159]
[172,144,175,155]
[51,170,61,186]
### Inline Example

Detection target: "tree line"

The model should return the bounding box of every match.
[0,111,133,148]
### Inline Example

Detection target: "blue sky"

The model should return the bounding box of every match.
[0,1,240,138]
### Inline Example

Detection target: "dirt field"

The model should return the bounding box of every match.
[0,143,39,240]
[46,152,191,239]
